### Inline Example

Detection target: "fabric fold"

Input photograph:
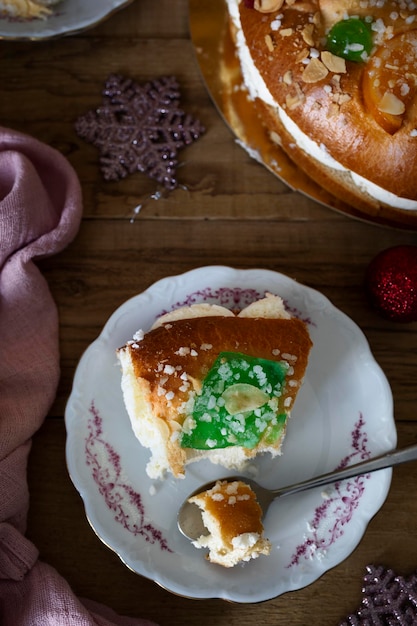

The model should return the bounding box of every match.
[0,522,38,581]
[0,127,157,625]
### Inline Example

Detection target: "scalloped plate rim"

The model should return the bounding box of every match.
[65,266,396,603]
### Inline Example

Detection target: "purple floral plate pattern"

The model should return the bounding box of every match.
[288,413,369,567]
[85,399,371,562]
[86,402,172,552]
[65,266,396,603]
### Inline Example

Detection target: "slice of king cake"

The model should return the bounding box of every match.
[117,293,312,479]
[189,479,271,568]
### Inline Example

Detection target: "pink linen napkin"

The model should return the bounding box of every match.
[0,127,157,626]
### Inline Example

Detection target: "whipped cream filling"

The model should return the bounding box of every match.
[226,0,417,211]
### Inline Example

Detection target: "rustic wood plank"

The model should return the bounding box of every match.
[35,217,417,418]
[3,0,417,623]
[93,0,191,38]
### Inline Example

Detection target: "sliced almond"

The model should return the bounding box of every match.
[302,24,315,47]
[319,0,363,31]
[302,57,329,83]
[321,51,347,74]
[296,47,310,63]
[285,89,305,110]
[337,93,352,105]
[265,34,274,52]
[254,0,284,12]
[312,11,321,27]
[327,102,340,117]
[378,91,406,115]
[285,94,301,110]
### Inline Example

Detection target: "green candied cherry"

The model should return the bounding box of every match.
[180,352,289,450]
[326,18,373,62]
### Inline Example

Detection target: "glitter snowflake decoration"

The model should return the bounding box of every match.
[340,564,417,625]
[75,74,205,190]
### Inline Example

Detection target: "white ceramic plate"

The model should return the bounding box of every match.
[0,0,133,40]
[65,266,396,603]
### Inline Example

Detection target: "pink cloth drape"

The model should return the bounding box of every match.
[0,128,157,626]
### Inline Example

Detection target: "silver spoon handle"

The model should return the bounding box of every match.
[274,442,417,499]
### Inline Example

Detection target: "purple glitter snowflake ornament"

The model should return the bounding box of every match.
[340,564,417,625]
[75,74,205,190]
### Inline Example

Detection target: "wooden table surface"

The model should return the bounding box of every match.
[2,1,417,624]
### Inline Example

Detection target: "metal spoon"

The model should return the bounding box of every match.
[178,442,417,541]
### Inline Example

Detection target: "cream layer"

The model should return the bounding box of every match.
[226,0,417,212]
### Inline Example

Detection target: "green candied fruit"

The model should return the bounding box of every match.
[326,18,373,63]
[180,352,288,450]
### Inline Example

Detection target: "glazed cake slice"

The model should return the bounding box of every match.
[117,293,312,479]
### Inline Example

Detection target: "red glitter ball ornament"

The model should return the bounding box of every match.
[366,245,417,322]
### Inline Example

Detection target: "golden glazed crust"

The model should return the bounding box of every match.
[126,315,311,412]
[234,0,417,204]
[189,479,271,567]
[191,480,264,544]
[118,313,312,478]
